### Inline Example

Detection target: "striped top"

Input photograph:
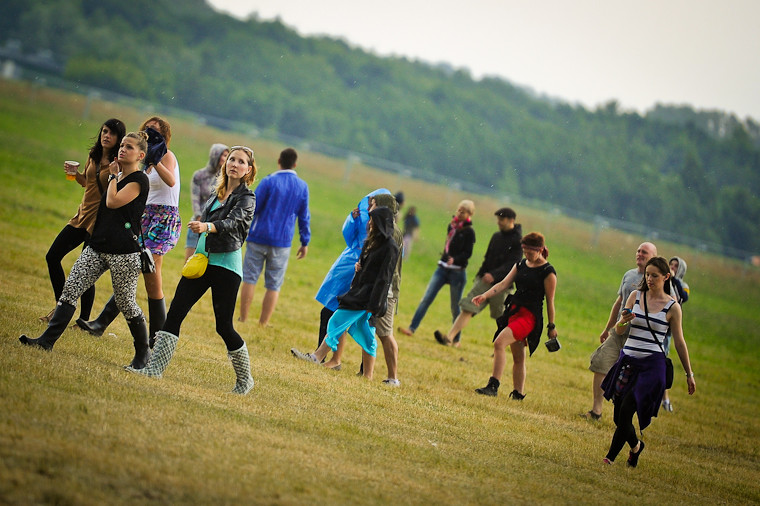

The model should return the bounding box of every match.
[623,290,675,358]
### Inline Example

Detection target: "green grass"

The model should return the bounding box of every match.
[1,80,759,504]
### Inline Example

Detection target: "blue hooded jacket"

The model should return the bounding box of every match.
[315,188,390,311]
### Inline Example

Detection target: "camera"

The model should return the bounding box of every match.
[545,338,561,353]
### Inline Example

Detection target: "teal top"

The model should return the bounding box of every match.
[195,199,243,278]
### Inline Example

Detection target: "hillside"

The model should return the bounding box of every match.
[2,0,759,257]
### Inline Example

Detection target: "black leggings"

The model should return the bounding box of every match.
[317,306,334,347]
[606,391,640,461]
[163,265,244,351]
[46,225,95,319]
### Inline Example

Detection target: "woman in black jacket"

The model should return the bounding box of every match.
[291,206,399,378]
[128,146,257,395]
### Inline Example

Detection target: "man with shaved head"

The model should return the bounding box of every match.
[582,242,657,421]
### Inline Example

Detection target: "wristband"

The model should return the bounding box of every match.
[206,222,212,233]
[546,323,556,331]
[108,174,117,182]
[686,372,695,378]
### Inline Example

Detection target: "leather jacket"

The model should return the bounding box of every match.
[200,183,255,253]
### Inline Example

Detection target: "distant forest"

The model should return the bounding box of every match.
[4,0,760,254]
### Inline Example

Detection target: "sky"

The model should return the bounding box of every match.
[207,0,760,121]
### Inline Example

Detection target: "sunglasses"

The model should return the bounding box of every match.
[229,145,255,162]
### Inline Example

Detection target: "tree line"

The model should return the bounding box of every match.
[3,0,759,254]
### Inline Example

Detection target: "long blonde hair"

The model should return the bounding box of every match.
[216,146,257,198]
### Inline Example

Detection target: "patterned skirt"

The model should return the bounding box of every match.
[141,204,181,256]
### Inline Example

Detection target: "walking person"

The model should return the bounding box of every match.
[78,116,181,348]
[238,147,310,326]
[185,143,229,261]
[402,205,420,259]
[314,188,391,350]
[601,257,696,467]
[434,207,522,347]
[41,118,126,324]
[473,232,557,399]
[661,255,690,412]
[291,206,399,380]
[128,146,257,394]
[20,131,151,369]
[397,200,475,338]
[582,242,657,421]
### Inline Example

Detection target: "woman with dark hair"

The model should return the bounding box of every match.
[601,256,695,467]
[79,116,181,347]
[472,232,558,399]
[41,118,126,323]
[291,206,399,379]
[21,132,152,369]
[128,146,257,395]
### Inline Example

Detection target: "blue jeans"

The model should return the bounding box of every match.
[409,265,467,332]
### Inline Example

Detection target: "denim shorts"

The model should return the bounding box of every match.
[185,229,200,249]
[242,242,291,290]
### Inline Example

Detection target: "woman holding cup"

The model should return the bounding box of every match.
[41,118,126,323]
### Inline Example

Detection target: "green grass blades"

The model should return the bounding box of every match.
[1,80,759,504]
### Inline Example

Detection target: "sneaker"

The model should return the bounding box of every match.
[602,458,613,465]
[433,330,450,345]
[580,410,602,421]
[382,378,401,387]
[662,400,673,412]
[508,390,526,400]
[290,348,319,364]
[397,326,414,336]
[627,440,645,468]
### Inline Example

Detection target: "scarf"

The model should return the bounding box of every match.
[444,215,470,254]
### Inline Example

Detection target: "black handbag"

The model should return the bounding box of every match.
[132,227,156,274]
[643,291,674,389]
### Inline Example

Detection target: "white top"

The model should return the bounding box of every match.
[623,290,675,358]
[146,152,180,207]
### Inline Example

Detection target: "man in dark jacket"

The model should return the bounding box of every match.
[434,207,522,347]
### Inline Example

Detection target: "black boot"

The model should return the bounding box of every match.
[475,376,500,397]
[20,302,76,350]
[76,295,120,337]
[147,297,166,349]
[126,314,150,369]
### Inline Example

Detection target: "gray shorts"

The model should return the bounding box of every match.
[242,242,291,290]
[458,276,507,319]
[374,297,397,337]
[589,327,629,374]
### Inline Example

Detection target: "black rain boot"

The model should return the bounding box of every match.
[475,376,500,397]
[76,295,120,337]
[126,314,150,370]
[147,297,166,349]
[20,302,76,350]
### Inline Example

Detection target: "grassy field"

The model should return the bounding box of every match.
[1,79,759,505]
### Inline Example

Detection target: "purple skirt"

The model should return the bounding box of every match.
[602,351,666,431]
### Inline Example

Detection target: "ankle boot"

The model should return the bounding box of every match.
[475,376,500,397]
[76,295,120,337]
[126,314,150,370]
[147,297,166,349]
[20,302,76,350]
[228,342,255,394]
[126,330,178,378]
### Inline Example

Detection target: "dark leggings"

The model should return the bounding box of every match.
[46,225,95,319]
[163,265,244,351]
[317,306,334,347]
[606,391,640,461]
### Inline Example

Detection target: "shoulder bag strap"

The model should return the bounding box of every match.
[642,291,667,357]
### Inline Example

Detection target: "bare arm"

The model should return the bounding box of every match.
[667,303,696,395]
[544,273,558,339]
[149,150,177,187]
[599,295,624,343]
[472,263,517,306]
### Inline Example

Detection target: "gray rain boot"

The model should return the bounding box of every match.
[20,301,76,350]
[76,295,120,337]
[228,342,254,395]
[126,314,150,370]
[126,330,178,378]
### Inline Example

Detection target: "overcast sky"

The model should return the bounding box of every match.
[207,0,760,120]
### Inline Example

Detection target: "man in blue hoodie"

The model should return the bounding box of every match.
[239,148,310,326]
